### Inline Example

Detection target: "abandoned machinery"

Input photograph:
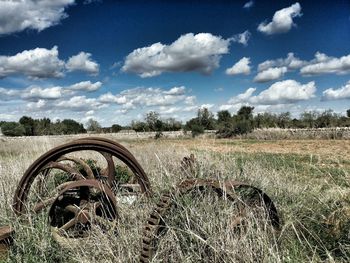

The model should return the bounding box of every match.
[0,137,280,261]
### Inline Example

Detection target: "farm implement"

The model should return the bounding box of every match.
[0,137,280,261]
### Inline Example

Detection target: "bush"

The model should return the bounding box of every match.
[190,124,204,138]
[1,122,25,136]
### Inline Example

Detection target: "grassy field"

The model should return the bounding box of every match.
[0,136,349,262]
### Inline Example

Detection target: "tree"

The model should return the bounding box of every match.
[347,109,350,118]
[145,111,160,131]
[19,116,35,136]
[237,106,254,120]
[111,124,123,133]
[197,108,216,130]
[1,122,25,136]
[217,110,231,124]
[277,112,291,128]
[86,119,102,133]
[61,119,86,134]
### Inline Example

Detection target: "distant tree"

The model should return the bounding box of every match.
[277,112,291,128]
[217,110,231,124]
[19,116,35,136]
[145,111,161,131]
[86,119,102,133]
[300,111,318,128]
[131,120,148,132]
[347,109,350,118]
[61,119,86,134]
[237,106,254,120]
[1,122,25,136]
[111,124,123,133]
[197,107,216,130]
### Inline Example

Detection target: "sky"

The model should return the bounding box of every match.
[0,0,349,126]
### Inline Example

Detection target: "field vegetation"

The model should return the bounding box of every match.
[0,135,349,262]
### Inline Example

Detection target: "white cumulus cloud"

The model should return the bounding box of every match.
[66,52,100,75]
[226,57,251,75]
[0,46,64,79]
[0,0,75,35]
[254,67,287,82]
[68,81,102,92]
[243,1,254,9]
[232,30,251,46]
[322,80,350,100]
[258,52,306,72]
[258,3,302,35]
[300,52,350,75]
[122,33,231,77]
[224,79,316,108]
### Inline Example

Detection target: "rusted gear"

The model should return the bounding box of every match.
[13,139,152,216]
[0,226,14,259]
[140,179,279,262]
[48,179,118,246]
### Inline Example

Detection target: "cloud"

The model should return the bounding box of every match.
[322,80,350,100]
[22,86,63,100]
[300,52,350,75]
[226,57,251,75]
[0,0,75,35]
[163,86,186,95]
[66,52,100,75]
[56,96,105,111]
[254,66,287,82]
[98,92,127,104]
[0,46,65,79]
[258,52,306,71]
[228,88,256,104]
[224,79,316,107]
[232,30,251,46]
[0,47,101,79]
[122,33,231,77]
[26,99,47,111]
[243,1,254,9]
[97,86,197,114]
[258,3,302,35]
[0,80,102,102]
[68,81,102,92]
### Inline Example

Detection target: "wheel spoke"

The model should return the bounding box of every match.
[42,162,85,181]
[59,218,76,231]
[58,156,95,179]
[99,152,116,185]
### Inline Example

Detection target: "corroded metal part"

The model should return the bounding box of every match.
[140,179,280,262]
[48,179,118,243]
[0,226,14,259]
[57,156,95,180]
[99,151,116,186]
[43,161,85,181]
[13,139,152,216]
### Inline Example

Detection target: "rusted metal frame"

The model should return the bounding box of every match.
[13,139,152,216]
[140,179,280,262]
[48,179,118,231]
[74,137,143,185]
[57,156,95,180]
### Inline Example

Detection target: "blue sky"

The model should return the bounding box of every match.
[0,0,349,126]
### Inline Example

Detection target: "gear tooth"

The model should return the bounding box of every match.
[147,217,159,226]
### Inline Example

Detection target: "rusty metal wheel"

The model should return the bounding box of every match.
[13,139,152,216]
[140,179,279,262]
[48,179,118,247]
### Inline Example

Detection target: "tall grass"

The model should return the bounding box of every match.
[0,136,349,262]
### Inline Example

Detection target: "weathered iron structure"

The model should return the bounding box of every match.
[0,137,280,261]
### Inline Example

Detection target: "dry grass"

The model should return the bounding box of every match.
[0,135,349,262]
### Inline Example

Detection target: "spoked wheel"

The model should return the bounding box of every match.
[49,180,118,247]
[13,139,152,216]
[140,179,279,263]
[11,138,152,248]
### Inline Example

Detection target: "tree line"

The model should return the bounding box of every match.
[0,108,349,137]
